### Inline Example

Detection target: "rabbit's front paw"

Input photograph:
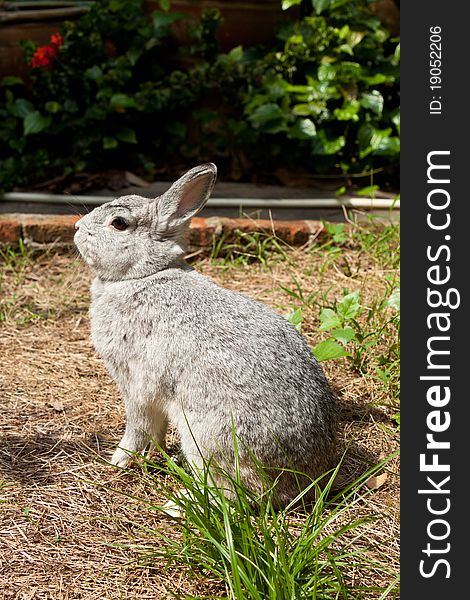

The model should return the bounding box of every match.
[110,447,133,468]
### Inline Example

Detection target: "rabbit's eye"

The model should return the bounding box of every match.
[110,217,129,231]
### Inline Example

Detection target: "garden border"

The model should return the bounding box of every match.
[0,213,326,249]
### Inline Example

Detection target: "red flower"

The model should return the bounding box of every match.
[30,32,63,69]
[31,47,53,68]
[50,32,64,48]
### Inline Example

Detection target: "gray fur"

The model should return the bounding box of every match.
[74,163,337,505]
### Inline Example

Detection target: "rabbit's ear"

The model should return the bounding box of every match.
[157,163,217,230]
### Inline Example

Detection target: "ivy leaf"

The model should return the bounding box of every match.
[110,94,137,110]
[23,111,52,135]
[85,65,103,81]
[360,90,384,115]
[153,11,187,36]
[12,98,35,118]
[311,130,345,155]
[392,43,400,66]
[312,339,351,362]
[281,0,302,9]
[0,76,24,87]
[292,103,313,116]
[45,101,61,114]
[116,128,137,144]
[103,137,118,149]
[288,118,316,139]
[228,45,243,61]
[318,64,337,82]
[347,30,365,48]
[127,47,143,66]
[358,124,393,158]
[391,109,400,135]
[334,100,360,121]
[362,73,390,85]
[249,103,286,133]
[312,0,334,15]
[374,136,400,156]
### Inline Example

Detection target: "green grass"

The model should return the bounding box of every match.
[210,228,291,268]
[115,445,398,600]
[281,218,400,416]
[0,241,36,322]
[0,239,31,278]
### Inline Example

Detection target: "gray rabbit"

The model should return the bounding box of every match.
[74,164,337,505]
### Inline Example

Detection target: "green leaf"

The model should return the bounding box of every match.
[375,136,400,155]
[337,61,362,81]
[286,308,303,332]
[392,43,400,66]
[282,0,302,9]
[334,100,360,121]
[391,109,400,135]
[312,339,350,362]
[228,45,243,61]
[337,291,360,320]
[85,65,103,81]
[166,121,186,138]
[109,93,137,110]
[347,30,365,48]
[318,64,337,82]
[287,34,304,45]
[0,76,24,88]
[249,103,284,127]
[356,185,379,197]
[338,25,350,40]
[311,130,345,155]
[116,128,137,144]
[360,91,384,115]
[362,73,390,85]
[288,118,316,139]
[103,137,118,149]
[338,43,354,56]
[387,288,400,311]
[266,77,290,98]
[158,0,171,11]
[153,11,187,35]
[23,111,51,135]
[127,47,143,66]
[312,0,333,15]
[45,101,61,114]
[12,98,34,118]
[330,327,356,344]
[358,124,392,158]
[319,308,342,331]
[324,222,347,243]
[292,103,313,117]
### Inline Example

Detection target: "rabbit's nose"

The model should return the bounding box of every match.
[75,219,81,230]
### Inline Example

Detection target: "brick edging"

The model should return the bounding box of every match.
[0,213,326,249]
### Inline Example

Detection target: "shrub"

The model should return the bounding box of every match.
[0,0,399,192]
